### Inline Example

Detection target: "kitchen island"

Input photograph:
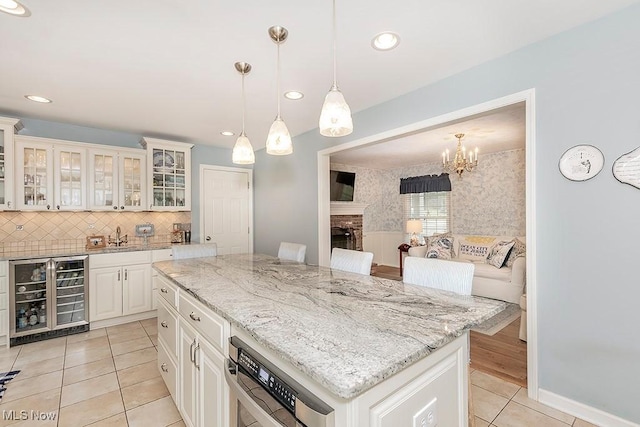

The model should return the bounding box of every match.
[153,253,505,427]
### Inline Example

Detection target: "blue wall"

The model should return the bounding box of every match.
[253,4,640,423]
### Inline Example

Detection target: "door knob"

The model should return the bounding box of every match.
[206,236,211,241]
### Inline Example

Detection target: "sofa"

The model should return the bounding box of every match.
[407,234,526,304]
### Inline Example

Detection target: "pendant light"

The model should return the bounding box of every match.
[232,62,255,165]
[266,26,293,155]
[319,0,353,137]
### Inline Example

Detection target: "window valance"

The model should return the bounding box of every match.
[399,173,451,194]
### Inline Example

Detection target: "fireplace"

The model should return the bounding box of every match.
[330,214,363,251]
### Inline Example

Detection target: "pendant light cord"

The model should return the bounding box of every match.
[241,72,246,135]
[332,0,337,88]
[277,42,281,119]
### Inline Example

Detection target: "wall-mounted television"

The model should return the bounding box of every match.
[330,170,356,201]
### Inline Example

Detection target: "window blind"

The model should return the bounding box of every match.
[403,191,451,238]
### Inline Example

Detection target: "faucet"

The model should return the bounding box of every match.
[109,226,128,247]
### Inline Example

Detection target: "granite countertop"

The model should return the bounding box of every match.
[0,242,182,261]
[153,253,506,399]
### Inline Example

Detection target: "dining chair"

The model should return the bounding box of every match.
[278,242,307,263]
[330,248,374,275]
[172,243,217,260]
[403,257,474,295]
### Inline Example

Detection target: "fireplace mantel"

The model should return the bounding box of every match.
[330,202,368,216]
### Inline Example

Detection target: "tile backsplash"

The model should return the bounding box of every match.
[0,211,191,254]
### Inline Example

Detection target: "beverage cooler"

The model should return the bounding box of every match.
[9,256,88,344]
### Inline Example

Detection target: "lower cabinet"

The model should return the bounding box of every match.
[178,320,227,427]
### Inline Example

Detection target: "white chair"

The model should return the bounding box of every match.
[278,242,307,263]
[330,248,374,275]
[172,243,217,260]
[403,257,474,295]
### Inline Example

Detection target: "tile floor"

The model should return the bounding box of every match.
[0,319,600,427]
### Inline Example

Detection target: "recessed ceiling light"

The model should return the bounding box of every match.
[220,131,235,136]
[0,0,31,17]
[284,91,304,100]
[371,32,400,51]
[25,95,52,103]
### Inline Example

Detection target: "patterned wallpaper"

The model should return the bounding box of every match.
[331,148,526,236]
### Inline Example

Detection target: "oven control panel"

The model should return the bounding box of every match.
[238,349,297,413]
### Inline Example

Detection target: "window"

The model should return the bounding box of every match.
[403,191,450,239]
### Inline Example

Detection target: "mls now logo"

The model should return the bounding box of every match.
[3,410,57,421]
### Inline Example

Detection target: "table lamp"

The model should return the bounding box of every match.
[406,220,423,246]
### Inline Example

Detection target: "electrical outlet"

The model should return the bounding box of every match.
[15,225,24,231]
[88,223,95,229]
[413,398,437,427]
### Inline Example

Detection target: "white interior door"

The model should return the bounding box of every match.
[201,167,251,255]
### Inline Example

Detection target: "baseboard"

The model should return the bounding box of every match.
[538,388,639,427]
[90,310,157,330]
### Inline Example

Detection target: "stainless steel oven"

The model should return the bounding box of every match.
[225,336,335,427]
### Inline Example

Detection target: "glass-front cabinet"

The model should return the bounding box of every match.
[140,137,193,211]
[16,136,87,211]
[0,117,21,211]
[88,147,146,211]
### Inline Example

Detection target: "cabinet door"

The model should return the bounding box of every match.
[54,144,87,210]
[179,321,198,427]
[119,153,146,211]
[0,121,16,211]
[89,266,123,321]
[89,149,118,211]
[143,139,192,212]
[16,139,54,210]
[123,263,152,315]
[197,337,227,427]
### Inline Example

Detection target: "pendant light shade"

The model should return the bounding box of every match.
[319,0,353,137]
[266,26,293,156]
[232,62,255,165]
[232,132,255,164]
[319,86,353,137]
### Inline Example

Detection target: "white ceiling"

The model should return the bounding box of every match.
[0,0,637,150]
[331,102,525,169]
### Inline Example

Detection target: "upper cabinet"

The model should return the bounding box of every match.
[88,147,146,211]
[140,137,193,211]
[15,136,87,211]
[0,117,22,211]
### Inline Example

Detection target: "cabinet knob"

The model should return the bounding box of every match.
[160,288,168,293]
[56,205,60,210]
[7,201,11,208]
[206,236,211,241]
[161,320,168,328]
[120,206,124,210]
[189,312,201,322]
[161,363,168,372]
[113,206,118,210]
[47,204,51,210]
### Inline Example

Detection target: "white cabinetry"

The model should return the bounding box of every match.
[140,137,193,211]
[178,318,227,427]
[152,249,173,310]
[88,147,146,211]
[0,117,21,211]
[89,251,152,324]
[15,136,87,211]
[0,261,8,347]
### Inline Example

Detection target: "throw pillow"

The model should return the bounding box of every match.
[458,236,496,262]
[486,240,515,268]
[425,233,454,260]
[505,238,526,267]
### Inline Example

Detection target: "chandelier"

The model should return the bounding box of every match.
[442,133,478,178]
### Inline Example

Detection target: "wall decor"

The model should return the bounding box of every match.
[612,146,640,189]
[558,145,604,181]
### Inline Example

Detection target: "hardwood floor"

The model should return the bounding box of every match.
[470,316,528,387]
[372,264,528,388]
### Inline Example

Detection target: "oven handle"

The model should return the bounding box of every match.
[224,359,283,427]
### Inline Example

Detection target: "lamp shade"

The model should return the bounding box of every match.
[232,134,255,164]
[266,117,293,155]
[406,219,423,234]
[319,87,353,137]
